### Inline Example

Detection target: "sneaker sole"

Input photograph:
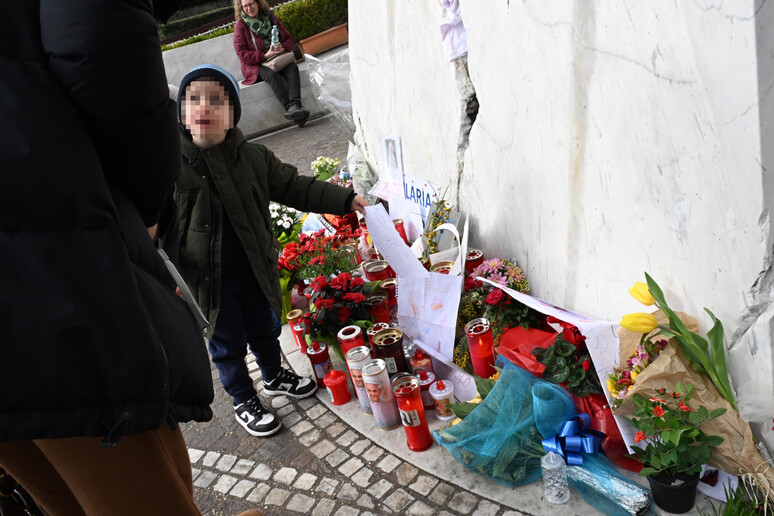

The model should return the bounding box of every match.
[263,382,318,399]
[234,413,282,437]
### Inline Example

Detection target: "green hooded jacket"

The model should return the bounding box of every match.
[175,128,354,338]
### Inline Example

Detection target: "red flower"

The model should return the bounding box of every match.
[678,401,692,412]
[350,276,365,288]
[343,292,366,303]
[581,360,590,371]
[464,276,477,291]
[310,275,328,292]
[337,306,351,323]
[310,255,326,265]
[322,298,335,310]
[313,298,323,310]
[656,387,666,395]
[652,406,665,417]
[484,288,505,305]
[634,431,646,443]
[649,397,666,404]
[562,325,586,346]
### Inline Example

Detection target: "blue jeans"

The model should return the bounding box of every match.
[209,270,282,404]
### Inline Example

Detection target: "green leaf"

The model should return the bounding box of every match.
[474,375,498,400]
[554,338,576,357]
[710,408,727,419]
[639,467,659,477]
[705,308,737,410]
[448,402,479,420]
[542,365,570,384]
[567,366,585,385]
[706,435,724,447]
[492,434,519,477]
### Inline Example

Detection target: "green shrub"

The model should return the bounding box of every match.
[161,24,235,52]
[273,0,347,42]
[158,6,234,41]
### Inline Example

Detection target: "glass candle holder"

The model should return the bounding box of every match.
[362,359,401,431]
[363,260,393,281]
[307,341,332,388]
[429,379,456,420]
[430,261,454,274]
[465,248,484,275]
[373,328,410,376]
[345,346,373,414]
[417,369,436,410]
[381,278,398,309]
[410,349,434,375]
[364,292,391,324]
[392,219,409,245]
[541,451,570,504]
[464,317,496,378]
[392,375,433,451]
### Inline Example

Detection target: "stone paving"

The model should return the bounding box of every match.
[181,348,521,516]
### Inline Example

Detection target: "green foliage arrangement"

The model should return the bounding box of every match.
[628,382,726,479]
[161,25,235,52]
[158,6,234,41]
[533,325,602,398]
[274,0,347,42]
[699,481,771,516]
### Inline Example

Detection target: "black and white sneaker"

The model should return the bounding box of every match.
[263,368,317,399]
[234,396,281,437]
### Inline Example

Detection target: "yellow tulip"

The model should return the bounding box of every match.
[606,378,617,393]
[630,370,639,381]
[620,312,658,334]
[628,281,656,306]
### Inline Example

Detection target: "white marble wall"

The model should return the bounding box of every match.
[349,0,774,452]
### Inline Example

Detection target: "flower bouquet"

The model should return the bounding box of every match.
[269,202,303,248]
[614,275,774,504]
[311,156,339,182]
[306,272,375,359]
[281,229,360,284]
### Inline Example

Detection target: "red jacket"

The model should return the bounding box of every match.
[234,15,294,85]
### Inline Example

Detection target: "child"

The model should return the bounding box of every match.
[175,64,367,437]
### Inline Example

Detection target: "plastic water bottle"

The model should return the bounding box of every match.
[271,25,280,46]
[541,451,570,504]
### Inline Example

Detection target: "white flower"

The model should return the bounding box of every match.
[283,221,291,229]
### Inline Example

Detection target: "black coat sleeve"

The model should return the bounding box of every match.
[40,0,180,226]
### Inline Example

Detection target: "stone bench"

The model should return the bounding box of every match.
[162,33,325,138]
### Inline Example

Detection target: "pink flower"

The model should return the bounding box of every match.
[487,272,508,286]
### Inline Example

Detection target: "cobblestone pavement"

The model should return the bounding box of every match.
[181,347,520,516]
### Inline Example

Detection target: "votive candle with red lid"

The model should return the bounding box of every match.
[337,325,366,357]
[464,317,496,378]
[307,341,333,388]
[417,369,436,410]
[430,261,454,274]
[364,292,391,324]
[392,375,433,451]
[410,349,434,375]
[287,309,305,351]
[392,219,409,245]
[324,370,351,405]
[381,278,398,309]
[465,248,484,275]
[363,260,393,281]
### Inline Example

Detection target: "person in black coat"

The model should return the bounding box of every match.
[0,1,216,513]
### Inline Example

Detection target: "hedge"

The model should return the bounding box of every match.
[273,0,347,42]
[159,6,234,41]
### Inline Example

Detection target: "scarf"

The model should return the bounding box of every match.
[241,12,273,51]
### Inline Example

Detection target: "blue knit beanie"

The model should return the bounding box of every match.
[177,64,241,127]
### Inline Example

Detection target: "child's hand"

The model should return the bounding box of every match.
[350,194,368,214]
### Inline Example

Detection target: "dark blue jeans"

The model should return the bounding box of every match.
[209,270,282,405]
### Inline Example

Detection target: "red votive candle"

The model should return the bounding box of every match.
[307,341,332,388]
[337,325,366,357]
[381,278,398,309]
[287,309,305,352]
[366,322,390,356]
[363,260,393,281]
[392,375,433,451]
[393,219,409,245]
[417,369,436,410]
[324,370,351,405]
[465,248,484,275]
[364,292,391,324]
[430,261,454,274]
[464,317,496,378]
[410,349,434,375]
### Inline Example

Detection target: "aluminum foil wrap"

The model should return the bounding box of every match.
[566,455,652,516]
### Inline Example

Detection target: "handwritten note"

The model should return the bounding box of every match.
[415,340,477,402]
[364,205,428,279]
[398,273,460,360]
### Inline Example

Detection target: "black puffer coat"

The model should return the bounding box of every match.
[0,0,213,443]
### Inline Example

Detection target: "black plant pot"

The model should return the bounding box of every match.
[646,472,700,514]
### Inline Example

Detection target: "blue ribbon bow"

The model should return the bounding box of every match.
[541,413,605,465]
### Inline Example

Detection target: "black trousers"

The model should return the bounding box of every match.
[258,62,302,110]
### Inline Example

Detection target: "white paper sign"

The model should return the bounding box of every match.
[398,273,461,360]
[403,174,439,222]
[414,340,478,402]
[364,205,428,279]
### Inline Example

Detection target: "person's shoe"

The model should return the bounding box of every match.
[284,104,305,121]
[295,110,310,128]
[263,367,317,398]
[233,396,281,437]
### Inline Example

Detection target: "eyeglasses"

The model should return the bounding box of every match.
[241,1,256,9]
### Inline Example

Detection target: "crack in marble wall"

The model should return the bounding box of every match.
[453,55,479,206]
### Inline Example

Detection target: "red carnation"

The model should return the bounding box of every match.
[322,298,335,309]
[337,306,351,323]
[310,275,328,292]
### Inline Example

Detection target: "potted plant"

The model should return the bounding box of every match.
[273,0,348,56]
[627,382,726,513]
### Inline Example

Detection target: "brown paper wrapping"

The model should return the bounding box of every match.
[614,314,774,494]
